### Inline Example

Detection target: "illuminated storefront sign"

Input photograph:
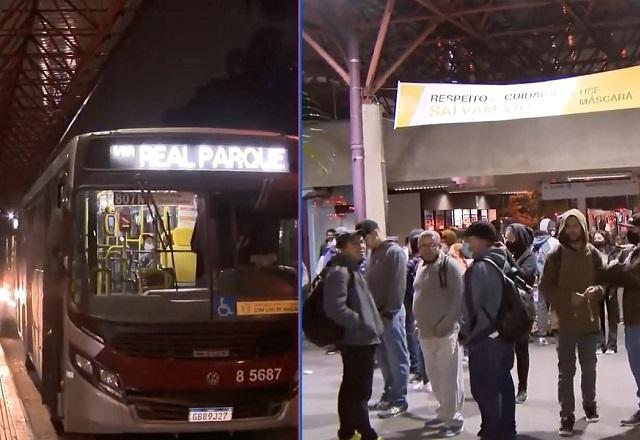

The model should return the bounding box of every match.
[395,65,640,128]
[109,144,289,172]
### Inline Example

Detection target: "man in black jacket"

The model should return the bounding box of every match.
[324,230,384,440]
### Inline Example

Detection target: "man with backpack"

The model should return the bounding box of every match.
[539,209,606,437]
[459,221,518,440]
[322,230,384,440]
[356,219,409,419]
[413,231,464,438]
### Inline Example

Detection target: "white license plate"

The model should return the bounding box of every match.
[188,407,233,422]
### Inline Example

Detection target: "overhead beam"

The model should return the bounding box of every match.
[303,31,349,84]
[371,20,440,94]
[365,0,394,92]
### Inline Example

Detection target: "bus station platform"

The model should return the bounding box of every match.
[302,337,640,440]
[0,342,32,440]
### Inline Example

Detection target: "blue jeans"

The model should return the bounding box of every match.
[625,325,640,409]
[405,314,427,380]
[468,336,516,440]
[376,306,409,406]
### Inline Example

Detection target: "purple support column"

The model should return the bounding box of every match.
[348,38,366,221]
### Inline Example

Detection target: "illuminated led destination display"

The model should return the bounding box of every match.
[109,144,290,172]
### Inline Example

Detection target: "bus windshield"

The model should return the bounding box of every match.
[73,188,297,323]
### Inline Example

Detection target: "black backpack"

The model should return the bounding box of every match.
[302,263,353,347]
[481,257,536,342]
[437,256,450,288]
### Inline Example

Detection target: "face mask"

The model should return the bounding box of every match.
[628,231,640,246]
[461,242,472,259]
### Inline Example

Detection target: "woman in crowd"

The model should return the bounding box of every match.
[504,223,537,404]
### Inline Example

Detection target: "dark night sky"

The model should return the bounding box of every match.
[67,0,298,139]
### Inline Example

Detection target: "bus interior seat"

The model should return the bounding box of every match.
[139,267,175,293]
[161,227,196,285]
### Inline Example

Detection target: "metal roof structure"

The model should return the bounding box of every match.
[303,0,640,119]
[0,0,143,206]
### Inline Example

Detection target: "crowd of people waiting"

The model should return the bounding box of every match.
[310,210,640,440]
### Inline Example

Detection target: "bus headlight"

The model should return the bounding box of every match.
[71,347,124,401]
[74,353,92,376]
[98,368,122,393]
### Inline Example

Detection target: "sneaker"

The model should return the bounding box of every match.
[435,425,463,438]
[424,418,445,430]
[515,389,527,404]
[325,347,338,355]
[368,400,391,411]
[621,410,640,427]
[345,432,362,440]
[537,337,549,346]
[436,424,463,438]
[607,346,618,354]
[559,416,574,437]
[585,405,600,423]
[378,402,408,419]
[409,373,423,384]
[413,381,433,392]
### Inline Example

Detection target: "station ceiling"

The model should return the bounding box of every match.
[303,0,640,119]
[0,0,142,207]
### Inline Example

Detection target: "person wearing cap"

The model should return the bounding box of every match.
[356,219,410,419]
[459,221,516,440]
[323,230,384,440]
[405,229,430,391]
[539,209,606,437]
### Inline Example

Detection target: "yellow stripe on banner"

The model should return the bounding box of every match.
[395,82,425,128]
[236,300,299,316]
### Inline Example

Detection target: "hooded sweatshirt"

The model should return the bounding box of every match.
[532,234,560,277]
[506,223,537,287]
[539,209,605,333]
[365,239,408,317]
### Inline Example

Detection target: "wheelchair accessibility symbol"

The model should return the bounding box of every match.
[216,296,236,317]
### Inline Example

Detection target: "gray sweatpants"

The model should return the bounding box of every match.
[557,330,599,418]
[420,330,464,425]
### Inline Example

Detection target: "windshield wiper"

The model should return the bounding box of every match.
[138,181,178,292]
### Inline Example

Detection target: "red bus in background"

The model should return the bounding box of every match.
[7,128,298,434]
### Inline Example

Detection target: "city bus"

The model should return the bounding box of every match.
[11,128,298,433]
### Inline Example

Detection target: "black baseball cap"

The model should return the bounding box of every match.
[356,219,380,237]
[622,214,640,228]
[464,221,497,243]
[335,229,362,249]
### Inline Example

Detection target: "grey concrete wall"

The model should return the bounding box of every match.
[387,193,421,239]
[303,107,640,188]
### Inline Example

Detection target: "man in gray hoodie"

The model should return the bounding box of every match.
[323,230,384,440]
[413,231,464,438]
[357,219,409,419]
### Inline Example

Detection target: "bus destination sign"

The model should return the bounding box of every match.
[109,144,289,172]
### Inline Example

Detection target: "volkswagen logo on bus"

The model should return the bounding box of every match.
[206,372,220,387]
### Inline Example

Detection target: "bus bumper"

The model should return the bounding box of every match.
[63,371,298,434]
